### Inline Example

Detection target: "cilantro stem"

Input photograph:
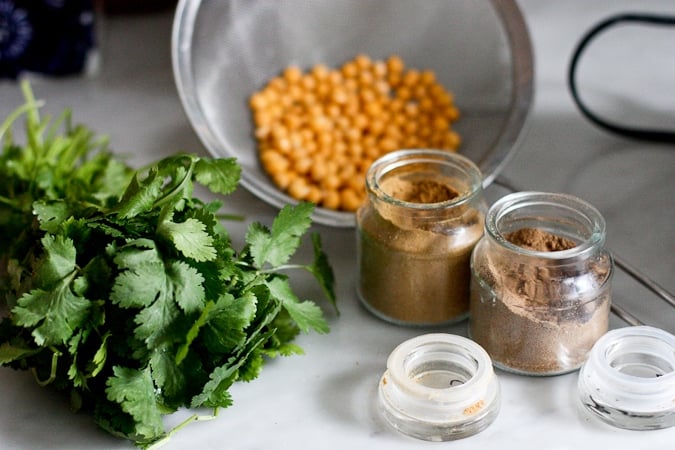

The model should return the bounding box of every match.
[0,195,19,208]
[32,348,61,387]
[0,100,44,142]
[20,80,41,131]
[260,264,307,274]
[152,155,195,211]
[19,80,45,196]
[146,408,219,450]
[233,262,305,281]
[232,260,306,274]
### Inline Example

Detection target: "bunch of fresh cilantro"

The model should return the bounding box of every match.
[0,82,336,448]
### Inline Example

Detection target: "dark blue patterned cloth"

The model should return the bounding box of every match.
[0,0,96,78]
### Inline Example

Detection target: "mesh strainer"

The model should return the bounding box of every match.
[171,0,533,227]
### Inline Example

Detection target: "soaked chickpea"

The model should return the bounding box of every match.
[249,54,462,212]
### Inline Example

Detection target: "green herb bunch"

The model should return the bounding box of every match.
[0,82,336,447]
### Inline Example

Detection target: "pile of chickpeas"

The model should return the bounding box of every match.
[249,54,461,212]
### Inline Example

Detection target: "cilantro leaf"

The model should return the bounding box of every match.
[83,154,134,204]
[189,361,236,409]
[0,342,38,364]
[36,234,77,288]
[67,330,109,388]
[115,168,164,219]
[191,329,274,408]
[133,290,180,348]
[266,277,329,334]
[308,233,338,313]
[175,300,214,365]
[194,157,240,195]
[262,311,304,358]
[168,260,206,314]
[246,202,314,268]
[150,343,187,406]
[106,366,165,442]
[90,332,109,378]
[158,218,217,262]
[14,283,90,346]
[110,247,166,309]
[111,243,207,349]
[202,292,257,355]
[33,200,70,233]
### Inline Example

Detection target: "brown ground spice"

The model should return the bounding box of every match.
[393,180,459,204]
[358,173,483,324]
[469,227,611,375]
[505,227,576,252]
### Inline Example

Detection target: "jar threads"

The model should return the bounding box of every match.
[469,191,613,375]
[578,326,675,430]
[356,149,486,326]
[378,333,500,441]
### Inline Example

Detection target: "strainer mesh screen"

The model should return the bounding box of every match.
[174,0,530,226]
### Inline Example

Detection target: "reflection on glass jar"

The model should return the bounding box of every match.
[469,191,613,375]
[356,149,486,326]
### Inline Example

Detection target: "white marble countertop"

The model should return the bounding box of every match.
[1,1,674,449]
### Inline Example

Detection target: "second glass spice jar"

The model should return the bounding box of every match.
[469,191,614,375]
[356,149,486,326]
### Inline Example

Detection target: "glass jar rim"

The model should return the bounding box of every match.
[485,191,606,260]
[366,149,483,211]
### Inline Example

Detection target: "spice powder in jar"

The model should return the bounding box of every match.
[356,149,486,326]
[469,192,613,376]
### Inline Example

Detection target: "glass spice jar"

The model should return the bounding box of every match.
[356,149,486,326]
[578,325,675,430]
[378,333,501,441]
[469,191,613,375]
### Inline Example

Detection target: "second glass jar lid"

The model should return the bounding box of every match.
[578,325,675,430]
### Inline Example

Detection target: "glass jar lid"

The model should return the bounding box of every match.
[378,333,500,441]
[578,326,675,430]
